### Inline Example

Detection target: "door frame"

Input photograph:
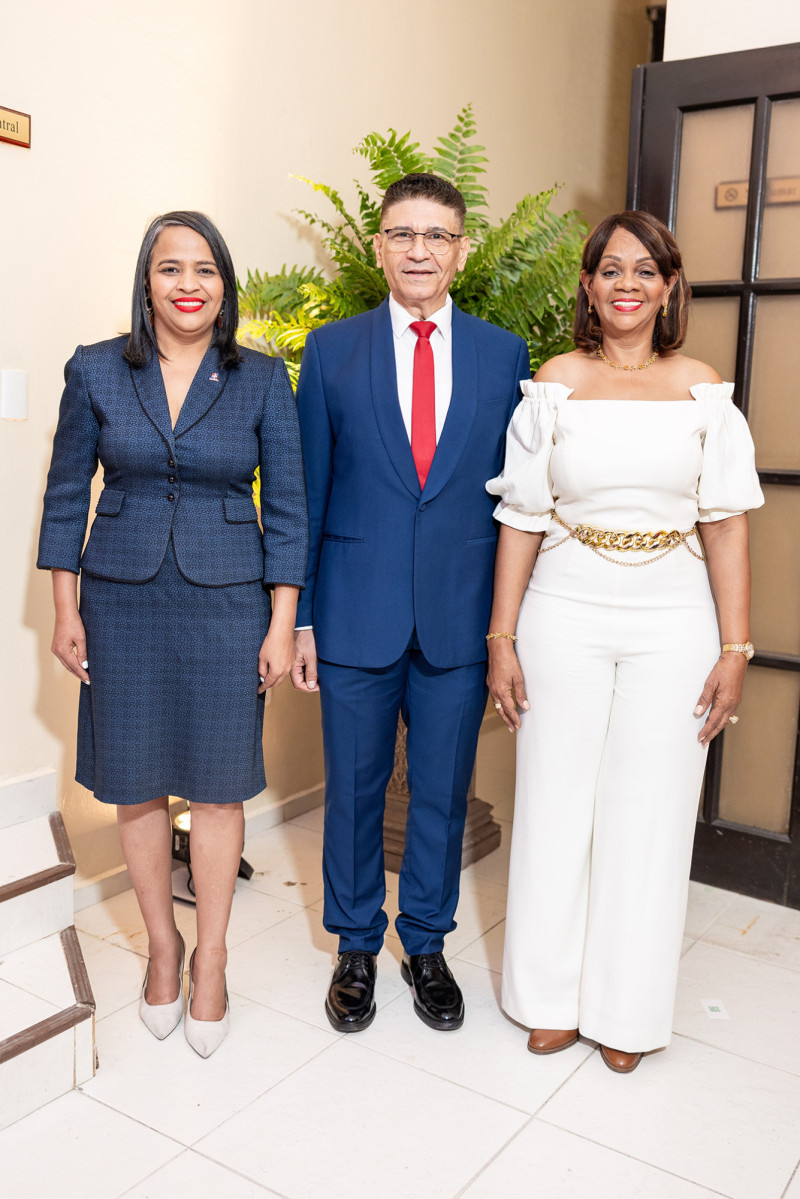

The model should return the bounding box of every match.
[626,42,800,905]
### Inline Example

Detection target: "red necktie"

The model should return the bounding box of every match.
[410,320,437,488]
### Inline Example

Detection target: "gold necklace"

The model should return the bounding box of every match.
[596,345,659,371]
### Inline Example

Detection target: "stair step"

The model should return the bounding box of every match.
[0,772,57,832]
[0,814,76,957]
[0,928,95,1130]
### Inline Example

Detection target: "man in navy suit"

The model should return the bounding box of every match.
[291,173,529,1032]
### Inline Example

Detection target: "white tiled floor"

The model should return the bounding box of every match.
[4,719,800,1198]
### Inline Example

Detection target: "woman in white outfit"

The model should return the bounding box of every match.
[485,211,764,1073]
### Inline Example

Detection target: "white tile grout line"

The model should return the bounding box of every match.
[780,1156,800,1199]
[450,1048,601,1199]
[672,1031,800,1081]
[115,1148,286,1199]
[685,934,800,976]
[527,1117,737,1199]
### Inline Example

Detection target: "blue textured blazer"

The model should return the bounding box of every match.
[296,299,529,669]
[38,336,308,590]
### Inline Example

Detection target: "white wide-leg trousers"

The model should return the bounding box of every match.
[501,539,720,1051]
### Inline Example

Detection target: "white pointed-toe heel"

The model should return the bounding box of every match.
[184,948,230,1058]
[139,931,185,1040]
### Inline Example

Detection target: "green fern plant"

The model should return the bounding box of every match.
[238,105,588,392]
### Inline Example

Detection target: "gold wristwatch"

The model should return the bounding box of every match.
[722,642,755,661]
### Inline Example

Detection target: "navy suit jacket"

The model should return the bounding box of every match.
[38,337,308,590]
[296,299,529,669]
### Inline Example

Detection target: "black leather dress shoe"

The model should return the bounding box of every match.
[401,952,464,1031]
[325,951,377,1032]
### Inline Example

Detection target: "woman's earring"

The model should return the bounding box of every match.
[587,301,593,315]
[661,299,669,318]
[145,296,154,327]
[216,305,225,329]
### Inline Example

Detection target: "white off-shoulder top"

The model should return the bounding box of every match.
[486,381,765,534]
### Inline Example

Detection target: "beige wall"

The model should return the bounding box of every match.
[664,0,800,59]
[0,0,649,881]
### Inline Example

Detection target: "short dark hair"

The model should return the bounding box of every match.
[123,210,241,369]
[574,210,690,352]
[380,173,467,231]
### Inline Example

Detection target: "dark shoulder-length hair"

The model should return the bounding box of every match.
[573,210,691,353]
[123,210,241,368]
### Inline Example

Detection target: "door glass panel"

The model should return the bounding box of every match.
[682,297,739,381]
[760,98,800,280]
[749,486,800,657]
[748,296,800,470]
[718,667,799,835]
[675,105,754,282]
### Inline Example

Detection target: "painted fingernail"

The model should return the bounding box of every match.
[259,676,265,683]
[82,679,90,685]
[81,661,89,669]
[693,704,703,716]
[522,701,530,710]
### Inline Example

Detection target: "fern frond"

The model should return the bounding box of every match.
[356,129,431,190]
[430,105,489,215]
[292,175,367,251]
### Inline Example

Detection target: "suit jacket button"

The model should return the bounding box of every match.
[168,475,175,483]
[167,458,175,468]
[167,493,175,502]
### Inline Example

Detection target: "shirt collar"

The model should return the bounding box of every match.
[388,293,453,341]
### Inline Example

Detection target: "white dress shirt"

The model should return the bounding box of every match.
[388,294,453,442]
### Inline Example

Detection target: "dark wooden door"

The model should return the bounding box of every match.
[627,43,800,905]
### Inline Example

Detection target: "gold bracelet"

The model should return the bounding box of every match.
[486,632,518,643]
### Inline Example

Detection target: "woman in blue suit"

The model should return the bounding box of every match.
[38,212,308,1056]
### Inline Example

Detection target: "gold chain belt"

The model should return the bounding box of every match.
[541,511,704,567]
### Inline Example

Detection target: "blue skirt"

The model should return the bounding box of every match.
[77,541,270,805]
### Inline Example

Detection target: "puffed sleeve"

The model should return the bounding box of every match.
[485,381,568,531]
[692,383,765,522]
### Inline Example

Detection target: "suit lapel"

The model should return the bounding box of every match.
[173,345,231,437]
[129,352,174,447]
[369,301,421,499]
[421,304,478,503]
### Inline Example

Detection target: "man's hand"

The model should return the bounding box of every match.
[291,629,319,692]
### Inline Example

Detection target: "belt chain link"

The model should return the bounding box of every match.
[539,511,705,567]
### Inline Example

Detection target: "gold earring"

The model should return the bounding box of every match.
[661,299,669,318]
[145,296,154,327]
[216,305,225,329]
[587,301,593,315]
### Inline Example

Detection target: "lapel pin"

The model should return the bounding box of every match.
[209,372,219,382]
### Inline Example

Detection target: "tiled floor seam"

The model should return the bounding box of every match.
[693,934,800,974]
[451,1111,537,1198]
[349,1023,538,1117]
[115,1150,286,1199]
[780,1158,800,1199]
[174,1035,346,1149]
[673,1030,800,1079]
[531,1116,737,1199]
[73,1088,190,1150]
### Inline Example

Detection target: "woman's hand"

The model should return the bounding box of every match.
[257,625,295,692]
[694,653,748,746]
[487,639,529,732]
[51,610,90,684]
[50,570,90,684]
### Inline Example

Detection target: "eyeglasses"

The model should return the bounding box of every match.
[382,228,464,255]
